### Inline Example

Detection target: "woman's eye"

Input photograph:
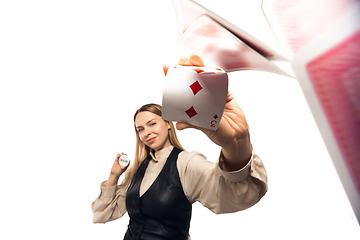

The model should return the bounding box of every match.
[137,128,143,132]
[150,122,156,126]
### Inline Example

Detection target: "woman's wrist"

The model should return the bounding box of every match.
[105,174,120,187]
[221,132,252,171]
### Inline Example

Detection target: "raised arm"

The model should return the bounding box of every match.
[164,55,253,171]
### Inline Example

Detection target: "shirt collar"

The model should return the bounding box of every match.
[150,145,174,162]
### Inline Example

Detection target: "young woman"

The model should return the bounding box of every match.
[91,56,268,240]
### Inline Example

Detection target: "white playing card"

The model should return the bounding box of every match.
[162,65,228,130]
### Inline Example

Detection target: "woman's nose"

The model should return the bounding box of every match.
[143,128,151,137]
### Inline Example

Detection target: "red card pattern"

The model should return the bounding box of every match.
[189,81,203,95]
[271,0,359,53]
[306,30,360,194]
[185,106,198,118]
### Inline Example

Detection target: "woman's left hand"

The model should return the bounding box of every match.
[163,55,252,170]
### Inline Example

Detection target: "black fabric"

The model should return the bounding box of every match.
[124,147,192,240]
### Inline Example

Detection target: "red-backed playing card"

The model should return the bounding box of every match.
[290,6,360,223]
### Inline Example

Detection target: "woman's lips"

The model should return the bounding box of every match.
[146,137,156,144]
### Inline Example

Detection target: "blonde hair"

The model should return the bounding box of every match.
[123,103,184,188]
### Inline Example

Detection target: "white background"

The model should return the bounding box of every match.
[0,0,359,239]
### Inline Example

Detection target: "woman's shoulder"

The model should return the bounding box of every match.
[179,149,204,157]
[178,149,208,165]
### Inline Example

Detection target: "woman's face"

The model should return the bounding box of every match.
[135,111,172,152]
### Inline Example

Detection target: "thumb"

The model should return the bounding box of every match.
[176,122,196,131]
[176,122,206,132]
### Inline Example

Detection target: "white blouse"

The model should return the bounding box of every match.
[92,146,268,225]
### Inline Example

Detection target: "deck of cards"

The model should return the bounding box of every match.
[162,65,228,130]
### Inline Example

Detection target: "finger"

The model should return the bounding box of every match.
[189,54,204,67]
[176,122,203,131]
[178,56,191,66]
[226,90,235,103]
[176,122,212,139]
[113,154,121,167]
[163,64,170,76]
[176,122,192,130]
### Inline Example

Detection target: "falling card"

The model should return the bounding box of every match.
[262,0,359,58]
[162,65,228,130]
[179,15,289,76]
[172,0,286,61]
[172,0,290,76]
[289,6,360,223]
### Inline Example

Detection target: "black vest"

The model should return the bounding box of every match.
[124,147,192,240]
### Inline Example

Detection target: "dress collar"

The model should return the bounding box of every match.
[150,146,174,162]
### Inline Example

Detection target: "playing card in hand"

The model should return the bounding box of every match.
[162,65,228,130]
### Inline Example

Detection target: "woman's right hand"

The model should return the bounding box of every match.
[110,153,130,176]
[105,153,130,187]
